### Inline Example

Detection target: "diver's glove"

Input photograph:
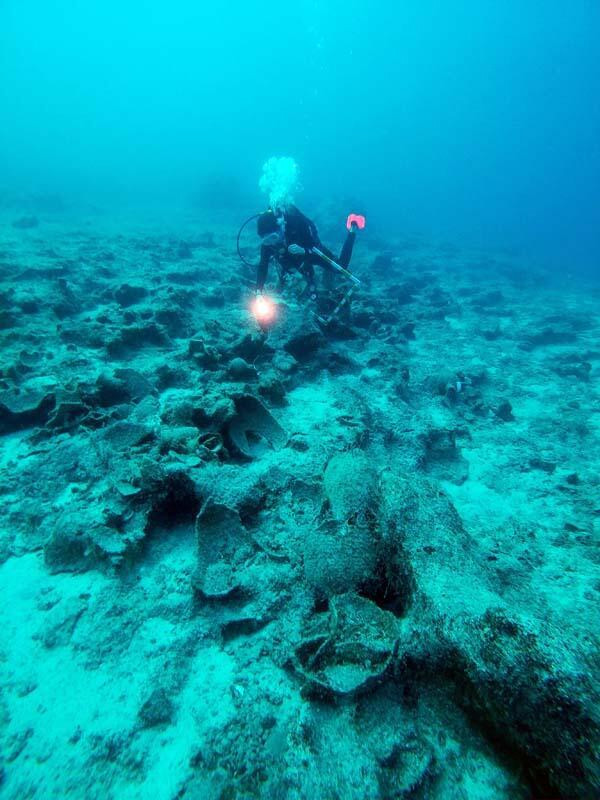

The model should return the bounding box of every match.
[287,244,306,256]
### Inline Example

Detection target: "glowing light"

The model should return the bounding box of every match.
[251,294,277,326]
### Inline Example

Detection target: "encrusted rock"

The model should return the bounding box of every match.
[227,357,257,381]
[0,391,56,434]
[323,450,378,522]
[114,283,148,307]
[291,594,400,698]
[138,688,174,728]
[193,499,256,600]
[303,517,377,597]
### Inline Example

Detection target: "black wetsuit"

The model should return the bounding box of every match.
[256,205,356,293]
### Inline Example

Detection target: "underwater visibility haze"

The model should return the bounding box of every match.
[1,1,600,798]
[2,0,600,267]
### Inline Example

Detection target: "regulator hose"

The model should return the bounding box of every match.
[236,213,261,267]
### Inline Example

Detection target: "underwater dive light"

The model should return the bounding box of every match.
[251,293,276,326]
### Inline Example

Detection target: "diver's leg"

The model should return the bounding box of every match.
[256,245,273,291]
[276,258,293,291]
[315,232,355,282]
[300,258,317,298]
[338,228,356,269]
[311,247,339,290]
[322,256,334,291]
[306,248,337,291]
[312,249,352,318]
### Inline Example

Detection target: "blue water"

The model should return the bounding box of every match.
[1,1,599,271]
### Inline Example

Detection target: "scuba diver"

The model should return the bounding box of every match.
[255,205,364,299]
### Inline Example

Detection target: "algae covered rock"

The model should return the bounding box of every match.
[303,518,377,597]
[44,499,148,573]
[323,450,378,521]
[193,499,256,600]
[455,611,600,799]
[0,390,56,434]
[193,498,294,638]
[138,688,174,728]
[227,357,257,381]
[114,283,148,307]
[303,450,380,597]
[418,427,470,484]
[158,425,200,456]
[378,469,600,798]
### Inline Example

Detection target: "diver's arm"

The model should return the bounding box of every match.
[256,245,271,292]
[308,219,321,249]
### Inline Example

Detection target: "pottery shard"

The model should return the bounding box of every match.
[225,395,286,460]
[291,593,400,698]
[193,499,256,600]
[0,391,56,434]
